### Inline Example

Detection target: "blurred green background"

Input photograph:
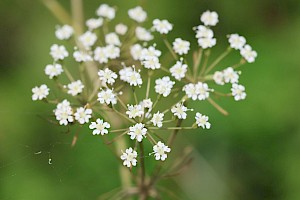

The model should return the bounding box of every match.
[1,0,300,199]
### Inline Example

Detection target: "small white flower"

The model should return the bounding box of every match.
[121,147,138,168]
[223,67,239,84]
[231,83,246,101]
[54,100,74,126]
[171,102,188,119]
[126,104,144,119]
[32,84,49,101]
[183,83,198,100]
[142,56,161,70]
[153,141,171,161]
[86,18,103,30]
[195,25,214,39]
[119,66,133,82]
[96,4,115,20]
[228,34,246,50]
[94,47,108,64]
[141,46,161,60]
[97,88,117,105]
[183,82,212,101]
[195,82,211,100]
[200,10,219,26]
[141,99,153,109]
[170,59,188,81]
[115,23,128,35]
[128,123,147,142]
[155,76,175,97]
[44,64,63,79]
[195,112,211,129]
[55,25,74,40]
[127,69,143,86]
[198,37,216,49]
[240,44,257,63]
[151,111,164,128]
[79,31,97,49]
[50,44,68,61]
[105,32,121,46]
[130,44,143,60]
[172,38,190,55]
[74,107,92,124]
[152,19,173,34]
[67,80,84,96]
[89,119,111,135]
[73,50,93,62]
[213,71,225,85]
[119,66,142,86]
[98,68,118,85]
[135,26,153,41]
[128,6,147,23]
[105,45,120,59]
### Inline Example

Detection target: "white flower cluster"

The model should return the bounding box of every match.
[228,34,257,63]
[195,11,218,49]
[213,67,246,101]
[32,5,257,169]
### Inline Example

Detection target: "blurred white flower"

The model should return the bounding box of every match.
[55,25,73,40]
[50,44,68,61]
[128,6,147,23]
[105,32,121,46]
[142,56,161,70]
[173,38,190,55]
[135,26,153,41]
[96,4,115,20]
[73,50,93,62]
[198,37,216,49]
[152,19,173,34]
[195,25,214,39]
[115,23,128,35]
[45,64,63,79]
[200,10,219,26]
[86,18,103,30]
[67,80,84,96]
[213,71,225,85]
[228,34,246,50]
[32,84,49,101]
[240,44,257,63]
[79,31,97,49]
[223,67,239,84]
[130,44,143,60]
[231,83,246,101]
[94,46,109,64]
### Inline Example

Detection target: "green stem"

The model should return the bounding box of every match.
[41,0,72,24]
[115,137,132,190]
[205,47,232,74]
[71,0,84,34]
[163,38,178,60]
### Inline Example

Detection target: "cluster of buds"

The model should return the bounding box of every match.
[32,4,257,170]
